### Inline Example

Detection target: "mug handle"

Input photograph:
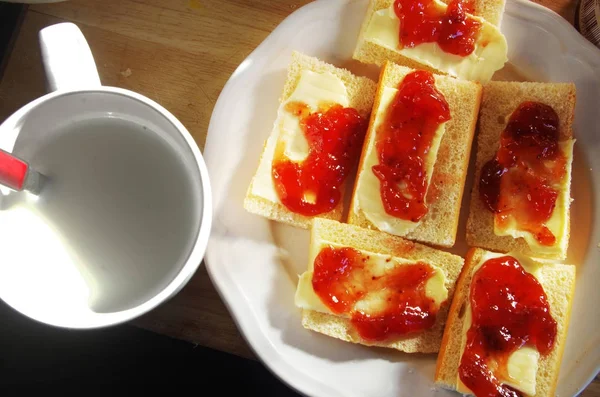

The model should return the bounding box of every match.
[39,22,101,92]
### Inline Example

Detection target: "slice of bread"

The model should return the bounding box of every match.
[348,61,482,247]
[466,82,576,260]
[434,248,576,397]
[299,218,464,353]
[243,51,377,228]
[353,0,506,75]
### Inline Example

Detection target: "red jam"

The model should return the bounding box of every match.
[311,245,441,341]
[479,102,567,246]
[458,256,557,397]
[394,0,482,56]
[372,70,451,222]
[272,102,368,216]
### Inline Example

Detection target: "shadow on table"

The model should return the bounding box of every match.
[0,3,26,82]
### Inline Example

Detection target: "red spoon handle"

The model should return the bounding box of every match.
[0,149,28,191]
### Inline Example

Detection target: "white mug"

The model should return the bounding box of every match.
[0,23,212,328]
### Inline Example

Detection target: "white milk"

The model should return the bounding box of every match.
[0,117,200,315]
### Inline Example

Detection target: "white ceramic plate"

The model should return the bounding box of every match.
[204,1,600,396]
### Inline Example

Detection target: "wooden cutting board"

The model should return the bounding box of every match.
[0,0,596,395]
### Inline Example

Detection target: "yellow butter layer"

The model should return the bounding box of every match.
[251,70,349,203]
[457,251,544,396]
[295,240,448,316]
[363,1,508,82]
[352,83,446,236]
[494,139,575,256]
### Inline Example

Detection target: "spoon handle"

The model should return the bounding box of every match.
[0,149,28,192]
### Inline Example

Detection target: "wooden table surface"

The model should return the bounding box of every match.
[0,0,597,395]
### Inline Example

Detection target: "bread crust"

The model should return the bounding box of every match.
[434,248,482,388]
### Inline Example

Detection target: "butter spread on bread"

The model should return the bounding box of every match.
[354,73,448,236]
[244,51,376,228]
[349,62,481,247]
[479,101,576,257]
[434,248,576,397]
[297,218,464,353]
[250,70,350,204]
[493,139,574,257]
[359,0,507,82]
[466,82,576,260]
[295,241,449,318]
[456,250,544,396]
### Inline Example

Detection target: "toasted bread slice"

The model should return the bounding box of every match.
[435,248,576,397]
[297,218,464,353]
[243,51,377,228]
[348,61,481,247]
[352,0,507,81]
[466,82,576,260]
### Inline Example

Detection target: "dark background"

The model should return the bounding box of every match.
[0,299,299,393]
[0,4,299,394]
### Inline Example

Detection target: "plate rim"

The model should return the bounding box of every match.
[203,0,600,396]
